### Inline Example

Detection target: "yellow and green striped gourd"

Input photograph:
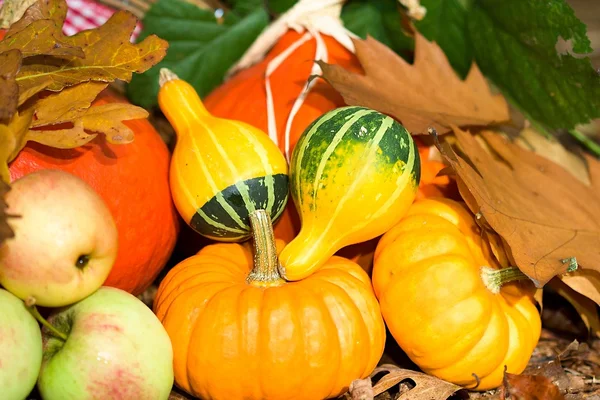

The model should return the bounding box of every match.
[279,106,421,280]
[158,68,289,242]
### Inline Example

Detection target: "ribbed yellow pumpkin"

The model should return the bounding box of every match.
[372,197,541,390]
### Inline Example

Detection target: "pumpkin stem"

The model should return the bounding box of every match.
[480,267,530,294]
[246,209,286,287]
[482,257,579,294]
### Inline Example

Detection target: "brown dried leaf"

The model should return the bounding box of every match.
[318,32,510,135]
[5,0,67,35]
[0,20,85,58]
[0,49,22,121]
[502,371,566,400]
[0,108,34,183]
[435,127,600,290]
[30,81,109,127]
[348,364,465,400]
[515,128,590,186]
[13,7,167,101]
[28,102,148,148]
[0,0,37,29]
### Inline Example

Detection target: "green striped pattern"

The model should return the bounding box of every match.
[190,174,289,241]
[290,106,420,211]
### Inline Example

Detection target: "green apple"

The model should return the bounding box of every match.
[0,169,118,307]
[0,288,43,400]
[38,286,174,400]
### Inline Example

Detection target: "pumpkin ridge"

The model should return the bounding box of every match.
[324,280,375,397]
[188,284,248,396]
[321,272,384,379]
[304,282,344,397]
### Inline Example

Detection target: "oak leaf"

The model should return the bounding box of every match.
[0,49,22,121]
[347,364,465,400]
[15,10,167,101]
[0,19,85,58]
[28,102,148,148]
[5,0,67,35]
[317,32,510,135]
[0,108,34,182]
[435,127,600,296]
[0,0,168,184]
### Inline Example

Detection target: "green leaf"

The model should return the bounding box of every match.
[266,0,297,15]
[341,0,413,56]
[415,0,472,78]
[225,0,263,17]
[467,0,600,131]
[126,0,269,109]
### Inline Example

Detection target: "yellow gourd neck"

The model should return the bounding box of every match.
[158,68,211,136]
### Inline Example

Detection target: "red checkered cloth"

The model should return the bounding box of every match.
[0,0,143,41]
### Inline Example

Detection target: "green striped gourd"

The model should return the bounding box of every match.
[278,106,420,280]
[157,68,289,242]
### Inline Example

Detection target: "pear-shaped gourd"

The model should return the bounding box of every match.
[278,106,420,280]
[158,68,289,242]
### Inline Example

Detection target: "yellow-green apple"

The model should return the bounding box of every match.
[0,288,43,400]
[0,169,118,307]
[38,286,174,399]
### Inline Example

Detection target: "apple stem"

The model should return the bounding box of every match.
[25,297,68,341]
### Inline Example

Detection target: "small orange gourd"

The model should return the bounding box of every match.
[154,209,386,400]
[372,197,541,390]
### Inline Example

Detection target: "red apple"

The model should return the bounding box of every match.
[0,169,118,307]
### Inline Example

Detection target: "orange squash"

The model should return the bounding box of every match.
[154,209,386,400]
[9,89,180,295]
[372,197,541,390]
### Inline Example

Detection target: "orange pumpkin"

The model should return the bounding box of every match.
[372,197,541,390]
[9,89,180,295]
[154,209,386,400]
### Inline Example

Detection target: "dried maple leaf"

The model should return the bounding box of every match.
[0,49,22,121]
[317,32,510,135]
[435,127,600,295]
[347,364,465,400]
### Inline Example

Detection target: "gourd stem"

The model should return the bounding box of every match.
[246,209,285,287]
[159,68,178,87]
[26,299,68,341]
[482,257,579,294]
[480,266,530,294]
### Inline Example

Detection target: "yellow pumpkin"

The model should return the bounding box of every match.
[372,197,541,390]
[154,209,386,400]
